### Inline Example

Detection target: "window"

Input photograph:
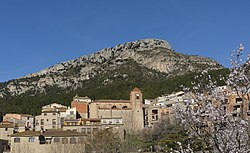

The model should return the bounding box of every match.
[5,128,8,131]
[233,105,241,111]
[44,113,47,116]
[36,120,39,125]
[28,137,35,142]
[62,138,68,144]
[166,104,172,107]
[122,106,128,110]
[39,135,46,144]
[152,109,158,115]
[45,138,52,144]
[136,94,140,100]
[52,119,56,125]
[70,111,74,115]
[70,138,77,144]
[41,119,44,125]
[78,137,85,143]
[52,113,56,115]
[236,98,243,103]
[14,138,20,143]
[47,119,49,122]
[81,128,86,133]
[54,138,60,143]
[26,122,30,127]
[111,106,117,109]
[87,128,91,134]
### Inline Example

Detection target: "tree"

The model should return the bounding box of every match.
[85,128,122,153]
[175,44,250,153]
[227,43,250,119]
[138,116,192,152]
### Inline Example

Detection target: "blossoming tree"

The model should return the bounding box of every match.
[176,44,250,153]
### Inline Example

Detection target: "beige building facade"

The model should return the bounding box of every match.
[69,88,144,133]
[35,103,67,131]
[88,88,144,132]
[3,114,34,131]
[10,130,85,153]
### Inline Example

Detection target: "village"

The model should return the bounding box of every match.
[0,86,248,153]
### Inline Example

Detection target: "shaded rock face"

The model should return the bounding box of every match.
[0,39,222,97]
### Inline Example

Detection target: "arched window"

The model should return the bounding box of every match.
[136,94,140,100]
[111,106,117,109]
[122,106,128,110]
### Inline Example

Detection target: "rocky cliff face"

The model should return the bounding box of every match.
[0,39,223,97]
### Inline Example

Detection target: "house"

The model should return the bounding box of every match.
[10,130,85,153]
[0,139,8,153]
[71,96,91,118]
[33,88,144,138]
[3,114,34,131]
[0,123,16,142]
[226,93,250,119]
[0,123,15,152]
[63,118,101,135]
[35,103,67,131]
[144,91,192,127]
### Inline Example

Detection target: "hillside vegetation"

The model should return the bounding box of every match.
[0,68,229,118]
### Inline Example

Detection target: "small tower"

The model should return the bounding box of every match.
[130,87,144,130]
[71,95,91,118]
[130,87,142,109]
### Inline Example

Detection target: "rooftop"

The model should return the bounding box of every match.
[0,124,16,128]
[93,100,130,103]
[131,87,141,93]
[11,130,85,137]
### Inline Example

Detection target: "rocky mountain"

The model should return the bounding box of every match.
[0,39,223,98]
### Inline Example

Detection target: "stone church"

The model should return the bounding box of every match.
[71,87,144,132]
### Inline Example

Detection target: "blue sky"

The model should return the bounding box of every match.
[0,1,250,82]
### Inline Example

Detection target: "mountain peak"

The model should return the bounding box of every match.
[111,38,172,52]
[0,39,223,97]
[129,38,171,49]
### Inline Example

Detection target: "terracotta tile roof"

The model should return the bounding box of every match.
[0,124,16,128]
[11,130,85,137]
[73,96,90,99]
[131,87,141,92]
[1,121,13,124]
[93,100,130,103]
[4,114,33,117]
[20,114,33,117]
